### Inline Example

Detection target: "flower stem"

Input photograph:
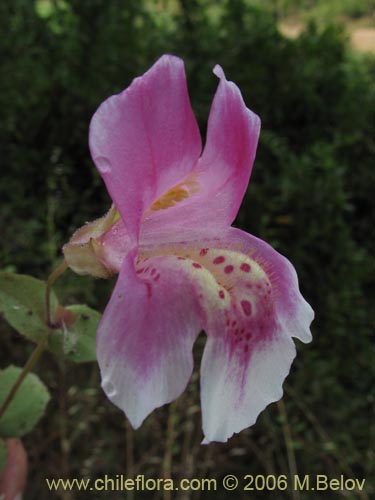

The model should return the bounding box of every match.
[162,401,177,500]
[46,259,68,327]
[0,339,46,420]
[277,399,300,500]
[0,260,68,421]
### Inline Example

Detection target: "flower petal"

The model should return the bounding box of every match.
[96,250,203,428]
[135,227,313,442]
[196,228,313,442]
[89,55,201,243]
[200,333,296,443]
[196,66,261,224]
[140,226,313,344]
[140,65,260,236]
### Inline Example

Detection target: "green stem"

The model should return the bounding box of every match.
[0,260,68,421]
[163,401,177,500]
[125,419,134,500]
[0,339,46,420]
[46,259,68,327]
[277,399,300,500]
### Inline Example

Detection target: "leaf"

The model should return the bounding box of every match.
[0,272,100,363]
[48,305,100,363]
[0,272,58,343]
[0,438,6,472]
[0,366,50,438]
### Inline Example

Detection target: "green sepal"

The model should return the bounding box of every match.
[0,272,58,342]
[48,305,100,363]
[0,438,6,472]
[0,365,50,438]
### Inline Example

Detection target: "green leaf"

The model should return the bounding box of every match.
[0,438,6,472]
[49,305,100,363]
[0,272,58,343]
[0,366,50,438]
[0,272,100,363]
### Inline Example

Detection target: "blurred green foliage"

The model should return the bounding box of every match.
[0,0,373,498]
[247,0,374,20]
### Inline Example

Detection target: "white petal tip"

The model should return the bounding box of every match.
[201,432,232,444]
[127,417,144,430]
[301,329,313,344]
[213,64,226,80]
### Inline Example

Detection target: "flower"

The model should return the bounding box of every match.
[63,55,314,443]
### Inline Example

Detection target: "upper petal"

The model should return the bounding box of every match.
[89,55,202,243]
[196,66,261,224]
[140,65,261,235]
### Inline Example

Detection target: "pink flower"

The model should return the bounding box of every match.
[63,55,314,443]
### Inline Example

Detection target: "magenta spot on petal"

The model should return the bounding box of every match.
[213,256,225,264]
[240,263,251,272]
[150,268,156,276]
[219,290,225,299]
[177,257,186,260]
[224,265,234,274]
[226,319,230,326]
[231,320,237,327]
[244,345,249,353]
[136,268,144,274]
[154,273,160,282]
[200,248,209,256]
[234,329,239,336]
[257,284,262,289]
[241,300,252,316]
[246,283,252,289]
[246,333,252,340]
[192,262,202,269]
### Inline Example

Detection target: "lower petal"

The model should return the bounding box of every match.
[98,226,313,440]
[201,330,296,442]
[138,227,313,442]
[96,251,203,428]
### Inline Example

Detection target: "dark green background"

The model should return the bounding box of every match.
[1,0,373,498]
